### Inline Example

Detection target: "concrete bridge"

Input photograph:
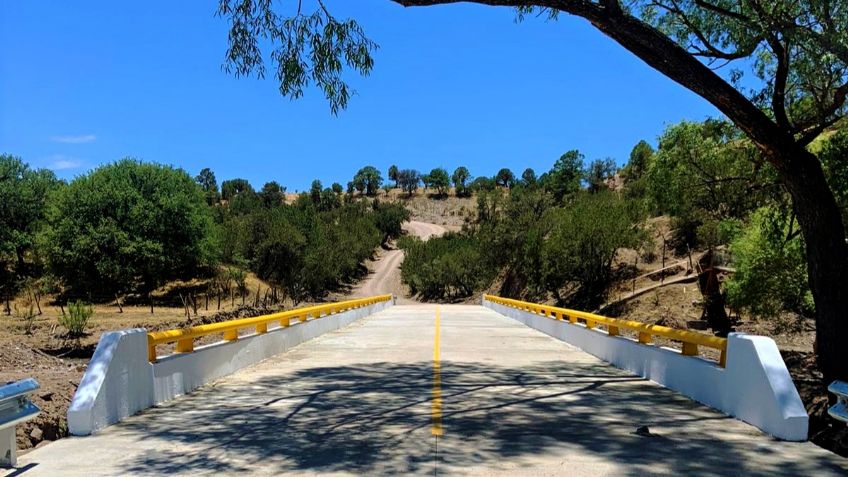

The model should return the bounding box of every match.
[7,299,848,476]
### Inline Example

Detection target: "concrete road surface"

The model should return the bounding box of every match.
[8,305,847,476]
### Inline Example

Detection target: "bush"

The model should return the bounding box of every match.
[725,207,814,318]
[60,300,94,337]
[540,192,646,308]
[373,202,411,243]
[399,233,494,300]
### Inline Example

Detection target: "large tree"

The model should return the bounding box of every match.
[0,155,59,290]
[217,0,848,382]
[43,159,218,296]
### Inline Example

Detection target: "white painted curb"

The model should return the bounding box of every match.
[483,297,808,441]
[68,300,392,436]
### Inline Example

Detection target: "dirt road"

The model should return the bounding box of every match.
[349,221,446,302]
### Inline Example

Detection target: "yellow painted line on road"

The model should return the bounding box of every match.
[432,306,443,436]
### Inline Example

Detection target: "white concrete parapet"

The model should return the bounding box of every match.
[68,299,392,436]
[483,296,808,441]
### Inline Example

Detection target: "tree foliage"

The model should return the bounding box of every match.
[353,165,383,196]
[521,167,537,187]
[397,169,420,196]
[221,178,254,201]
[543,150,584,202]
[452,166,471,196]
[42,159,217,296]
[585,158,616,193]
[0,155,60,295]
[217,0,377,114]
[399,233,493,300]
[726,207,813,319]
[259,181,286,208]
[645,120,774,250]
[427,167,450,197]
[495,168,515,188]
[195,168,220,205]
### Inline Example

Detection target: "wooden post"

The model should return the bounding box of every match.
[687,243,694,272]
[114,294,123,313]
[633,256,638,295]
[149,292,154,314]
[661,239,667,285]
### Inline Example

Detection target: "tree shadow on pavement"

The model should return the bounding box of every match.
[115,360,846,476]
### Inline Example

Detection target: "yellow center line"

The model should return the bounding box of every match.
[432,306,443,436]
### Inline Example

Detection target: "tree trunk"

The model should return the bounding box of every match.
[777,147,848,382]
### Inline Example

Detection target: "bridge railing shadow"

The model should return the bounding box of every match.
[110,360,844,476]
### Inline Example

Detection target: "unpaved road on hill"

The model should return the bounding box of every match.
[350,221,446,302]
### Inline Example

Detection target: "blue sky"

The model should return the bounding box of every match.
[0,1,720,192]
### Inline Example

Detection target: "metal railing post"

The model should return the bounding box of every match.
[0,378,41,468]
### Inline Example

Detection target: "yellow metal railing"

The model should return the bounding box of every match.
[147,294,393,362]
[484,295,727,367]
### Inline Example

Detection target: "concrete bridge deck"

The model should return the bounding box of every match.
[9,305,848,476]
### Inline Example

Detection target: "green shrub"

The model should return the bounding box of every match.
[14,302,37,335]
[540,192,646,307]
[60,300,94,337]
[725,207,814,318]
[400,233,493,300]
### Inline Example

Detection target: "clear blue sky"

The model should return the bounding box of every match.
[0,1,720,192]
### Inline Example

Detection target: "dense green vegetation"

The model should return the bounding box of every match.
[42,159,217,297]
[400,156,647,309]
[0,157,409,307]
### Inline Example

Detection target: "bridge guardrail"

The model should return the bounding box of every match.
[484,295,727,367]
[828,381,848,423]
[1,378,41,467]
[147,295,393,361]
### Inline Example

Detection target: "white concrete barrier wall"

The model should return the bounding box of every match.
[68,299,393,436]
[483,297,808,441]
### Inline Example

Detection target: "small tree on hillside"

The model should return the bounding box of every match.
[310,179,323,205]
[544,150,584,202]
[521,168,537,187]
[221,178,254,201]
[195,168,220,205]
[331,182,344,195]
[495,168,515,188]
[586,158,616,193]
[388,165,399,187]
[353,166,383,196]
[259,181,286,207]
[397,169,421,196]
[452,166,471,197]
[428,168,450,197]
